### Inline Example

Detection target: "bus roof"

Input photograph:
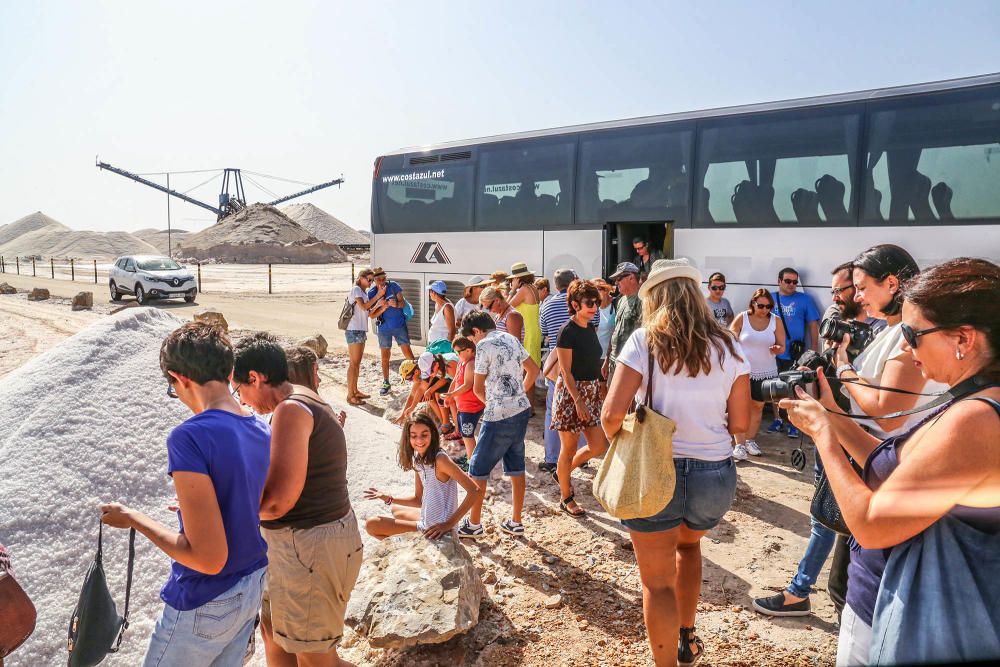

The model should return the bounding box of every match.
[382,72,1000,157]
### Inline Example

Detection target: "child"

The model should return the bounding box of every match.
[420,351,460,436]
[364,413,483,539]
[395,358,428,425]
[441,336,485,467]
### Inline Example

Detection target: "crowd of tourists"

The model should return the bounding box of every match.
[4,242,994,667]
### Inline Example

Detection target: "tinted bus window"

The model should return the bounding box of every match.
[864,86,1000,224]
[477,141,575,229]
[695,109,861,226]
[577,126,693,226]
[377,164,474,233]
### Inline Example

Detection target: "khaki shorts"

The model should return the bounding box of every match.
[261,510,363,653]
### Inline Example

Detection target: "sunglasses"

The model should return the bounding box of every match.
[831,285,854,296]
[900,323,945,349]
[166,377,178,399]
[579,298,599,307]
[709,285,726,291]
[754,302,773,310]
[231,382,243,399]
[782,279,799,285]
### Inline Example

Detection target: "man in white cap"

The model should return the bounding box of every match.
[603,262,642,382]
[455,275,488,327]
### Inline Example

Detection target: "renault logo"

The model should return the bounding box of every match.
[410,242,451,264]
[171,278,180,286]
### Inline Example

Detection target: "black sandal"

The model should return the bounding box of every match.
[678,626,704,666]
[559,495,586,517]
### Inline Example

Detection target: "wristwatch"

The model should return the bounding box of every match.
[836,363,855,379]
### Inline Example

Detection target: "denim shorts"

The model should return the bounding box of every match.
[469,409,529,479]
[458,410,483,438]
[143,566,265,667]
[621,458,737,533]
[376,325,410,349]
[345,329,367,345]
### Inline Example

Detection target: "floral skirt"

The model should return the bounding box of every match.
[551,377,603,433]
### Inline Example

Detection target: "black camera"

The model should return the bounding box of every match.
[760,369,818,403]
[796,348,837,375]
[820,318,874,358]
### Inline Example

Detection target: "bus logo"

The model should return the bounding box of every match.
[411,242,451,264]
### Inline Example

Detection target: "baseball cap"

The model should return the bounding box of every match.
[417,351,435,379]
[399,359,418,381]
[428,280,447,296]
[609,262,640,280]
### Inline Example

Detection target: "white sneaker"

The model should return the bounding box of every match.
[746,440,762,456]
[733,444,749,461]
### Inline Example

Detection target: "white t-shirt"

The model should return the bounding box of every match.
[347,285,368,331]
[617,328,751,461]
[474,330,530,422]
[454,298,480,323]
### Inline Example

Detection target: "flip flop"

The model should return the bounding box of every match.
[347,396,364,406]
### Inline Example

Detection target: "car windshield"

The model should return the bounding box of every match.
[136,258,182,271]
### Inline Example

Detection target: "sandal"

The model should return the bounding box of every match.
[347,395,364,406]
[559,495,586,517]
[678,626,705,666]
[440,423,456,435]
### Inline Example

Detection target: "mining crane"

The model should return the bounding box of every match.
[96,159,344,222]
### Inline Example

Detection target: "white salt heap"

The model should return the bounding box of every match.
[0,307,411,665]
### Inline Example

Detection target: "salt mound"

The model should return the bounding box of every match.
[176,203,347,264]
[133,228,190,255]
[0,307,188,665]
[0,227,160,259]
[281,203,370,248]
[0,211,70,247]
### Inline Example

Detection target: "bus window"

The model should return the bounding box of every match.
[577,126,693,226]
[477,141,575,230]
[695,109,861,227]
[865,86,1000,224]
[377,163,474,233]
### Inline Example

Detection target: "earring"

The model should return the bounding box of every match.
[956,349,964,361]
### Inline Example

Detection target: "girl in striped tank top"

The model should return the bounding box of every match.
[364,413,484,539]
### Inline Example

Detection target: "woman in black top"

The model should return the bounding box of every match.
[551,279,610,516]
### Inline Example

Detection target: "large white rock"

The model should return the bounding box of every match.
[345,532,485,649]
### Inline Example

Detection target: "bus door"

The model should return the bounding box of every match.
[603,221,674,276]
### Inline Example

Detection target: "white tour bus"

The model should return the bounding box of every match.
[371,73,1000,345]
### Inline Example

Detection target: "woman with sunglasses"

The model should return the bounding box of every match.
[729,289,785,459]
[706,272,735,327]
[551,279,610,517]
[781,257,1000,665]
[837,244,948,439]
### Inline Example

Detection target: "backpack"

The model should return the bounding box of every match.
[337,295,355,331]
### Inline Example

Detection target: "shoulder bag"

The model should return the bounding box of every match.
[775,292,806,361]
[0,544,36,660]
[67,521,135,667]
[592,349,677,519]
[337,294,355,331]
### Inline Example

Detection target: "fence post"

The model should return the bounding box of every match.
[197,263,202,293]
[268,263,272,295]
[16,257,19,275]
[351,262,355,283]
[50,258,54,279]
[33,258,36,277]
[94,260,98,284]
[71,258,75,281]
[1,256,4,273]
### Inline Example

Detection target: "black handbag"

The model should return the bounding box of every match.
[67,522,135,667]
[774,292,806,361]
[810,469,850,535]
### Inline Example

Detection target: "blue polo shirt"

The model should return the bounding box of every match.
[771,290,821,360]
[161,410,271,611]
[368,281,405,330]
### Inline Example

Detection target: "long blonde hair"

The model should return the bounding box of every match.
[643,277,742,377]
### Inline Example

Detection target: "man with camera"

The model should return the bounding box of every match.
[767,267,820,438]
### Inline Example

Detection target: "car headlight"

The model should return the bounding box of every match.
[141,274,160,283]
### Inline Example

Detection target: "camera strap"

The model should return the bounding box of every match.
[826,375,996,421]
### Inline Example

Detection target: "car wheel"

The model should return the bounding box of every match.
[184,288,197,303]
[109,281,122,301]
[135,284,147,305]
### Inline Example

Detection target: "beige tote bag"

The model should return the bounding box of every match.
[593,349,677,519]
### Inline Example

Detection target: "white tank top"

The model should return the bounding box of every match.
[428,301,453,343]
[738,313,779,379]
[415,451,458,530]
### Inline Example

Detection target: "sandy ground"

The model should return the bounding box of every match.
[0,291,837,666]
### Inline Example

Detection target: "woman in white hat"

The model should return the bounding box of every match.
[508,262,542,367]
[601,258,751,667]
[456,275,488,327]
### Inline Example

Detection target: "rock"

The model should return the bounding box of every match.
[482,571,498,585]
[544,555,558,564]
[0,282,15,295]
[544,594,563,609]
[71,291,93,311]
[298,333,328,358]
[192,308,228,332]
[27,288,49,301]
[345,532,485,649]
[382,392,409,423]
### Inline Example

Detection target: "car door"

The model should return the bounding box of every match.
[122,258,136,293]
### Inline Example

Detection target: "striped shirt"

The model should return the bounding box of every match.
[539,290,599,350]
[415,451,458,530]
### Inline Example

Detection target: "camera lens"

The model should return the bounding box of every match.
[760,378,791,403]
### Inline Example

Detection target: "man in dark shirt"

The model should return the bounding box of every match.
[631,237,664,280]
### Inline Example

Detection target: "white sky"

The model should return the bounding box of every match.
[1,1,998,234]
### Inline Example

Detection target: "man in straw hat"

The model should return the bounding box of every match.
[367,267,415,396]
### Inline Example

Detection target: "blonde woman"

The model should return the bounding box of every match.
[602,259,750,667]
[508,262,542,367]
[346,268,384,405]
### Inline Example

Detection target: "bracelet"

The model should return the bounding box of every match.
[836,363,855,379]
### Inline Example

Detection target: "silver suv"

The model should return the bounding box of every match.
[109,255,197,305]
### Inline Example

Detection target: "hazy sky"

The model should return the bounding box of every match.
[2,1,998,234]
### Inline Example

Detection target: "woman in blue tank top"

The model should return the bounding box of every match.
[780,258,1000,666]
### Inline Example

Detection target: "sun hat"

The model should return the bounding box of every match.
[371,266,387,278]
[417,351,436,379]
[639,259,703,299]
[464,275,487,288]
[509,262,535,279]
[399,359,418,381]
[609,262,640,280]
[428,280,447,296]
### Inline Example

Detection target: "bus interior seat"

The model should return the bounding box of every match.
[791,188,821,223]
[910,172,936,221]
[815,175,850,222]
[931,182,955,220]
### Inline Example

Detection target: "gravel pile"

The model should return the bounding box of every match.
[281,203,369,248]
